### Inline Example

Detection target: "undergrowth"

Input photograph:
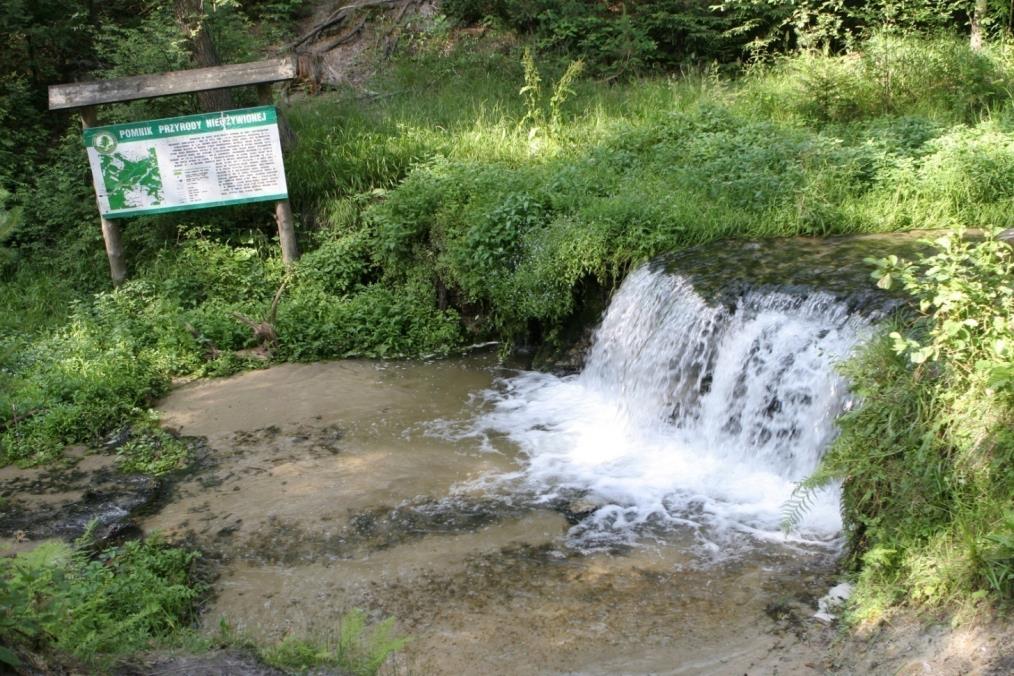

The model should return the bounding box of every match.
[808,229,1014,618]
[0,531,406,674]
[253,609,408,675]
[0,533,203,670]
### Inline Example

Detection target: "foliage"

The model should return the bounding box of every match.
[442,0,1013,71]
[0,281,196,465]
[518,47,585,144]
[0,16,1013,660]
[441,0,754,75]
[6,34,1014,468]
[116,425,191,476]
[276,278,462,360]
[257,609,408,675]
[745,33,1014,124]
[873,228,1014,374]
[0,535,203,668]
[813,229,1014,615]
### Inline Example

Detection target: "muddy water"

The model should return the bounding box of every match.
[148,357,838,675]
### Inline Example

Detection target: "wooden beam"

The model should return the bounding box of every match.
[256,83,299,265]
[274,199,300,266]
[80,107,127,286]
[49,56,296,111]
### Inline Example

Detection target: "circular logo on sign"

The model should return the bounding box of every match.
[93,132,117,154]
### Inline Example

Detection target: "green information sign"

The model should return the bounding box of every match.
[83,106,288,219]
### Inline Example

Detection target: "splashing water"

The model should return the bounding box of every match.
[467,265,870,550]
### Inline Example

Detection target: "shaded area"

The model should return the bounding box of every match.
[0,449,157,550]
[658,229,935,316]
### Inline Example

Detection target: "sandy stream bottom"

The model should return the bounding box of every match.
[147,357,844,675]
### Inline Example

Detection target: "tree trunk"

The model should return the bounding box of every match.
[971,0,988,51]
[173,0,233,111]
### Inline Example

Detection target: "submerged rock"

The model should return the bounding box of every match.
[0,451,161,548]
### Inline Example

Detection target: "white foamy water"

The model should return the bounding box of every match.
[465,265,870,549]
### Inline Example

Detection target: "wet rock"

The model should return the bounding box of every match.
[813,581,853,623]
[537,231,937,373]
[0,461,160,546]
[103,426,133,452]
[116,649,287,676]
[560,497,603,525]
[656,230,940,319]
[237,496,530,565]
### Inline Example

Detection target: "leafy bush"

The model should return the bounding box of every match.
[116,426,191,476]
[442,0,750,75]
[813,228,1014,614]
[276,279,462,360]
[296,227,376,296]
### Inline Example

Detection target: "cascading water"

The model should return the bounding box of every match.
[467,263,871,551]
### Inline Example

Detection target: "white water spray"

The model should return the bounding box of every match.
[471,265,870,549]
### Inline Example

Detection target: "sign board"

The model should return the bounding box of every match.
[82,106,288,219]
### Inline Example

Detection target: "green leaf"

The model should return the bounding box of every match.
[0,646,21,667]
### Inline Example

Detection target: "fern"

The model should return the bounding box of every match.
[780,471,834,533]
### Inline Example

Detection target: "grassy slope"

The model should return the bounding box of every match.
[1,32,1012,663]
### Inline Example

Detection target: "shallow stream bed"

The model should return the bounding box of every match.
[148,357,840,675]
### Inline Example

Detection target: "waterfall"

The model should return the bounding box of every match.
[473,264,870,550]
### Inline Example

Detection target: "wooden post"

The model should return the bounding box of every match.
[80,106,127,286]
[258,83,299,265]
[274,199,299,265]
[50,57,299,273]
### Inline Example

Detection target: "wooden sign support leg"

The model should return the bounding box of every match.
[275,199,299,265]
[257,83,299,266]
[80,106,127,286]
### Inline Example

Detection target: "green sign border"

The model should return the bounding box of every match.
[103,193,288,219]
[83,106,278,145]
[84,105,288,218]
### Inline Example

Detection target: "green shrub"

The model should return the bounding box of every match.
[0,536,203,668]
[276,279,462,360]
[296,227,376,296]
[442,0,749,74]
[116,425,191,476]
[813,228,1014,614]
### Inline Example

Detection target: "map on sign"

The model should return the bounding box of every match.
[82,106,288,219]
[99,147,165,210]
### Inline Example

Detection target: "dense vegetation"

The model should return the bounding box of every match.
[2,0,1013,669]
[817,229,1014,615]
[0,535,202,669]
